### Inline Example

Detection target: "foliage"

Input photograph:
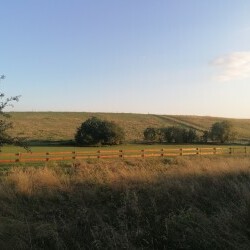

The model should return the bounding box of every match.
[100,119,125,145]
[144,126,198,143]
[182,128,198,143]
[143,121,236,144]
[0,75,26,149]
[162,126,175,143]
[201,130,209,143]
[143,127,159,142]
[75,117,125,145]
[210,121,236,143]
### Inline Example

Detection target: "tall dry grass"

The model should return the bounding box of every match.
[1,156,250,249]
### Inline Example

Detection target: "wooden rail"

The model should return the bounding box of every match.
[0,147,248,164]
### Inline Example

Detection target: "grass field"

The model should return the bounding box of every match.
[6,112,250,143]
[7,112,174,142]
[166,115,250,140]
[1,143,241,153]
[1,156,250,249]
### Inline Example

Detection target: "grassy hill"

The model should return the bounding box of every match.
[6,112,250,143]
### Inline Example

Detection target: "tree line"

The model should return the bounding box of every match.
[144,120,236,144]
[74,118,236,146]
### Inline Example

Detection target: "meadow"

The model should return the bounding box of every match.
[7,112,250,143]
[1,156,250,249]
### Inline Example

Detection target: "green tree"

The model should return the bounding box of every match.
[143,127,158,142]
[210,121,236,143]
[162,126,175,143]
[186,128,198,143]
[0,75,26,149]
[172,127,185,143]
[75,117,124,146]
[162,126,198,143]
[201,131,209,143]
[163,126,185,143]
[100,120,125,145]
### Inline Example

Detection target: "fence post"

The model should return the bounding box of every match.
[229,147,232,155]
[141,149,145,158]
[196,148,199,155]
[97,150,101,159]
[72,151,76,160]
[15,152,21,162]
[161,148,164,157]
[180,148,183,156]
[119,150,123,158]
[46,152,49,161]
[213,147,216,155]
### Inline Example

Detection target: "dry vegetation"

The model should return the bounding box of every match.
[1,156,250,249]
[8,112,173,142]
[8,112,250,142]
[167,115,250,140]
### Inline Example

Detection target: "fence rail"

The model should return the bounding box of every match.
[0,147,248,164]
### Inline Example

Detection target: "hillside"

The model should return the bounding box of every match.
[6,112,250,142]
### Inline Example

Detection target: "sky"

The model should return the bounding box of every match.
[1,0,250,118]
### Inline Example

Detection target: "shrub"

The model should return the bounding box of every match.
[201,131,209,143]
[185,128,198,143]
[163,126,198,143]
[0,74,27,150]
[75,117,124,146]
[143,127,159,142]
[210,121,236,143]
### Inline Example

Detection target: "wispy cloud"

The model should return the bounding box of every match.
[212,51,250,82]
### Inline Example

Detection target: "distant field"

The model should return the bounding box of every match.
[6,112,250,143]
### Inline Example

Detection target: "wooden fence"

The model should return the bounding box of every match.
[0,147,249,164]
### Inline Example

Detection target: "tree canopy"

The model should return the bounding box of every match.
[210,121,236,143]
[75,117,125,146]
[143,126,198,144]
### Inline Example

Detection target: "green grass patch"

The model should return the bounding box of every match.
[1,143,247,153]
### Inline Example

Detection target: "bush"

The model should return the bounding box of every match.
[75,117,125,146]
[162,126,198,143]
[210,121,236,143]
[143,127,159,142]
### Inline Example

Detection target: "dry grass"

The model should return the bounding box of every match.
[8,112,174,142]
[7,167,68,195]
[8,112,250,143]
[168,115,250,139]
[1,156,250,249]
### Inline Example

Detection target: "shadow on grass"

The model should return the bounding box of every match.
[1,160,250,249]
[26,139,75,147]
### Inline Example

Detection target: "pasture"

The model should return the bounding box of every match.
[7,112,250,143]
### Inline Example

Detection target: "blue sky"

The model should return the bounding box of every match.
[1,0,250,118]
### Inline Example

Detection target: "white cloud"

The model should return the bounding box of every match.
[212,51,250,82]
